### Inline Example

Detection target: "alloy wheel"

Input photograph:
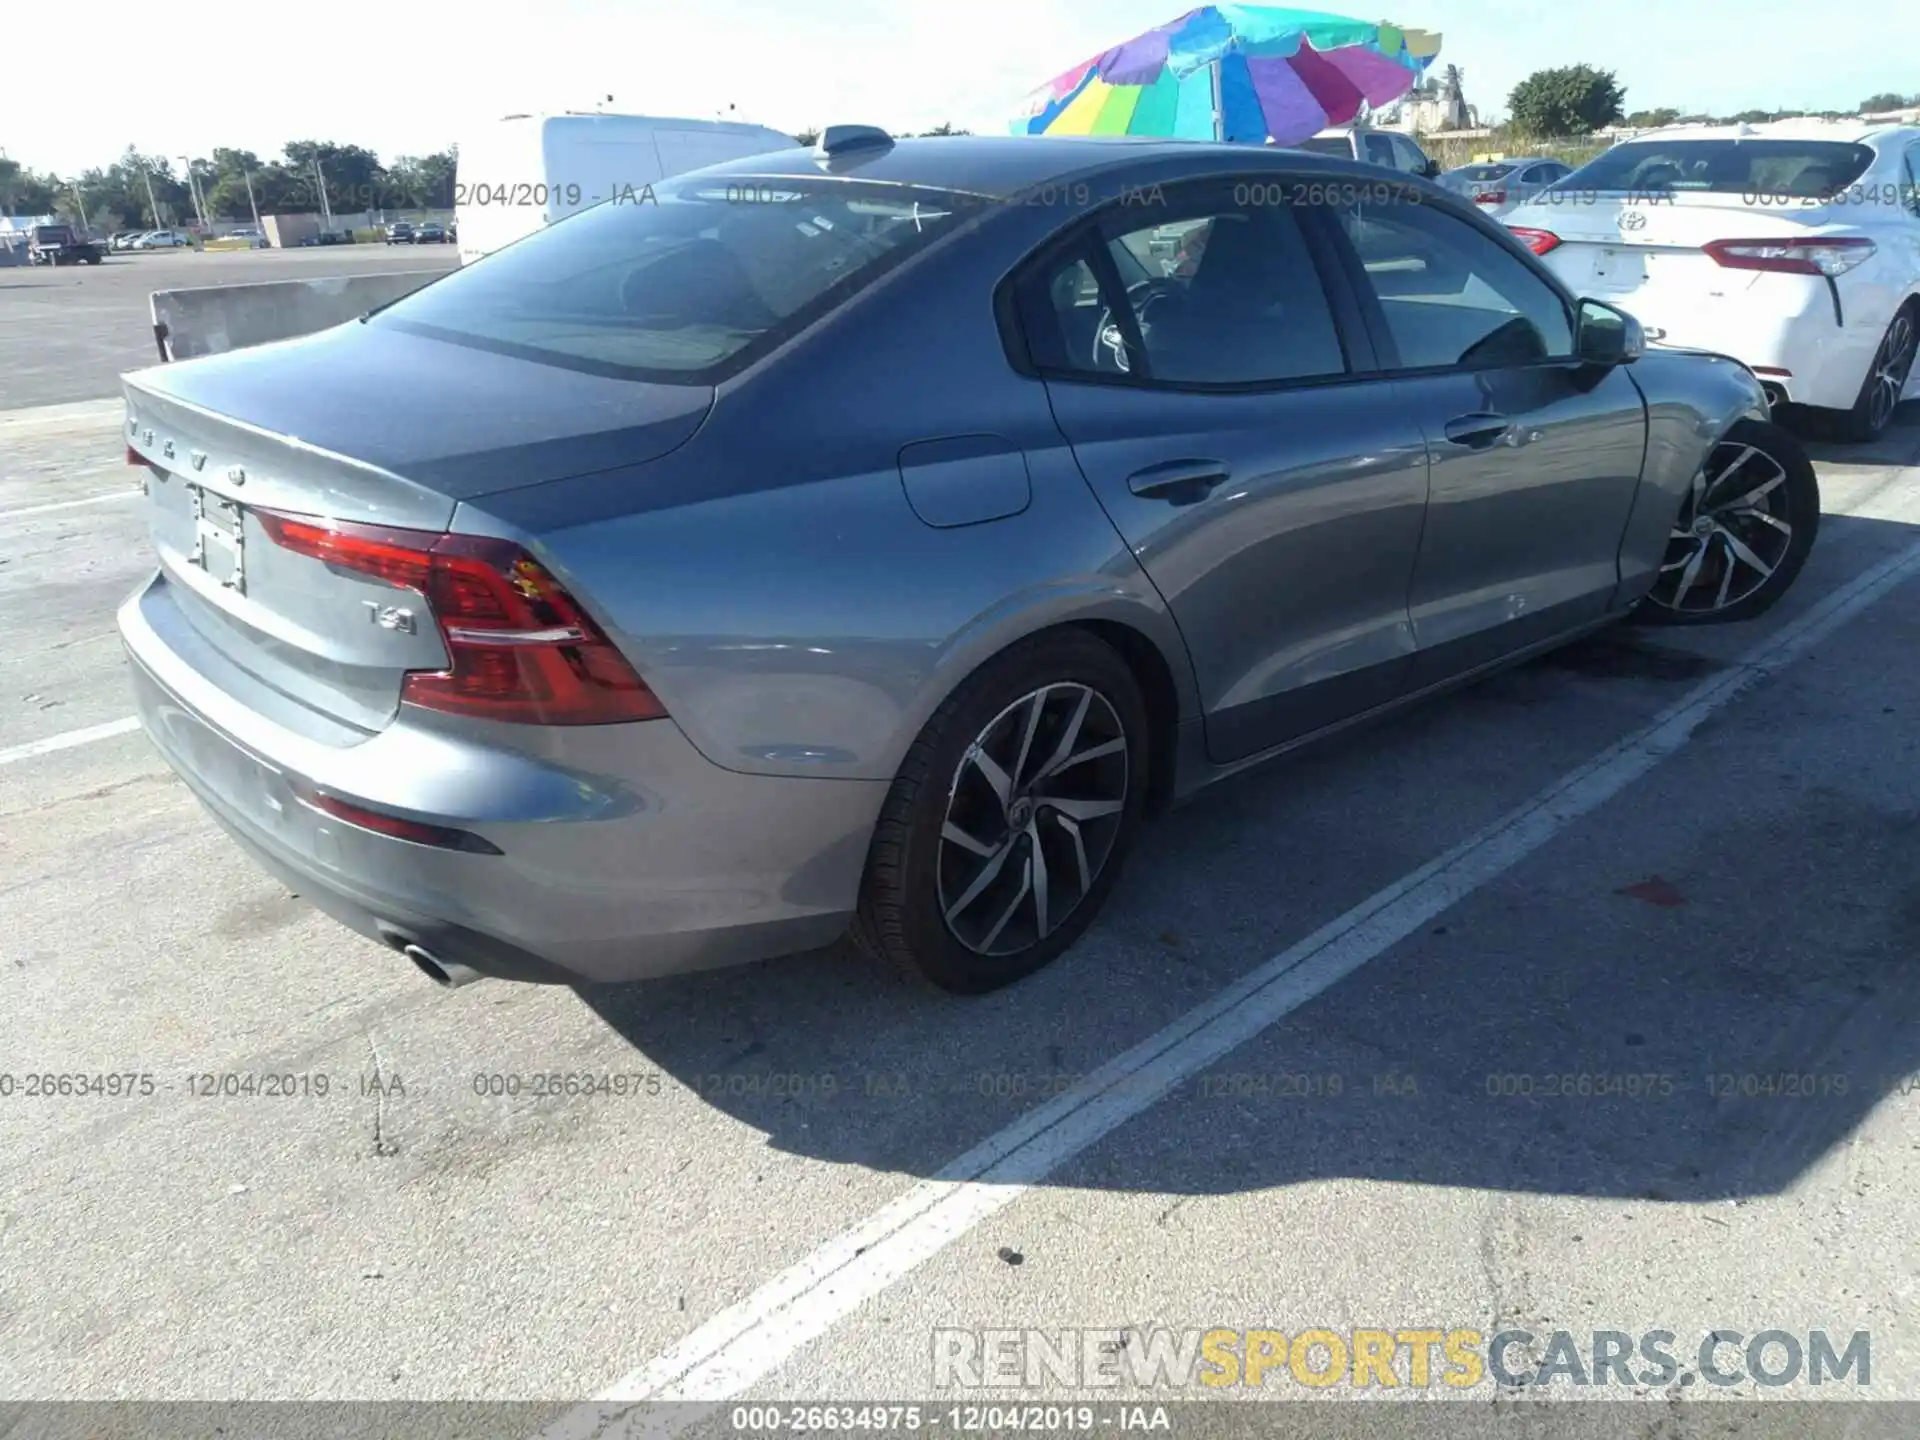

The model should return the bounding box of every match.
[937,683,1130,957]
[1646,437,1798,617]
[1867,310,1917,436]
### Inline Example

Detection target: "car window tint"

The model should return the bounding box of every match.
[1365,134,1397,167]
[1030,196,1347,385]
[1336,200,1574,369]
[1393,137,1428,173]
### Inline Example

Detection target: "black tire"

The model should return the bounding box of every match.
[851,629,1150,994]
[1636,417,1819,627]
[1832,302,1918,443]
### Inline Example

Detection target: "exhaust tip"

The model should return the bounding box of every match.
[403,943,483,989]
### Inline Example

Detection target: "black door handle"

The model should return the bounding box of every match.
[1127,459,1230,503]
[1443,413,1514,450]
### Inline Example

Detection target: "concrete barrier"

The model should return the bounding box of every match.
[149,271,439,362]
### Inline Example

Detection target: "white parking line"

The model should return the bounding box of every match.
[537,532,1920,1438]
[0,490,139,520]
[0,717,143,768]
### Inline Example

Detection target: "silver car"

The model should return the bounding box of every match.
[1439,157,1576,216]
[118,130,1818,995]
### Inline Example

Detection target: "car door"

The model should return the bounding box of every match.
[1016,177,1431,764]
[1320,194,1650,686]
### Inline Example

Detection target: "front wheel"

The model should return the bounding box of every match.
[1636,418,1819,626]
[851,630,1149,994]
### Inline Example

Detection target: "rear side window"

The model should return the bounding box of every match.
[1334,200,1574,369]
[1022,188,1348,387]
[1295,137,1354,159]
[373,177,981,382]
[1566,139,1876,197]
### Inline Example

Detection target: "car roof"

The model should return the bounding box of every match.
[1617,119,1920,146]
[694,133,1379,195]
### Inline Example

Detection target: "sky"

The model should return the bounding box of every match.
[5,0,1918,177]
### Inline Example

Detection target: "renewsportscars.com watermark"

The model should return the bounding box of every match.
[932,1327,1871,1392]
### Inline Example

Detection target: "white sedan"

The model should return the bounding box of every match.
[131,230,190,249]
[1503,121,1920,441]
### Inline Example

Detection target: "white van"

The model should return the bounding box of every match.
[453,112,799,264]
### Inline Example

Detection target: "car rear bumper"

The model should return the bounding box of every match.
[119,570,886,986]
[1620,280,1877,412]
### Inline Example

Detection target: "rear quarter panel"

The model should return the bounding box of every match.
[469,190,1205,783]
[1614,350,1771,605]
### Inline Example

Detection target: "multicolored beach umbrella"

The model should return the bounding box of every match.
[1012,6,1442,145]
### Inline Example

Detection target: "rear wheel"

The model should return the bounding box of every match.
[1834,303,1918,443]
[1636,418,1819,626]
[851,631,1148,994]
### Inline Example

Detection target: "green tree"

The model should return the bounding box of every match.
[915,122,972,136]
[1626,107,1681,128]
[1507,65,1627,136]
[383,151,457,210]
[282,141,386,212]
[0,155,61,216]
[793,128,820,146]
[1858,92,1915,113]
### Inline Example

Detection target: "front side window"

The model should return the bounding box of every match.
[1391,136,1431,174]
[1334,200,1574,370]
[1565,139,1875,198]
[1024,188,1348,387]
[371,176,981,382]
[1365,134,1398,167]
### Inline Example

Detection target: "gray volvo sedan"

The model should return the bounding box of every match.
[118,127,1818,995]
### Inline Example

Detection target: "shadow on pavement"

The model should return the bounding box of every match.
[575,485,1920,1208]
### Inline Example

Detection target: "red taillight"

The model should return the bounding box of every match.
[1508,227,1562,256]
[126,446,144,466]
[1474,190,1507,205]
[294,785,503,853]
[1703,236,1876,277]
[255,511,667,725]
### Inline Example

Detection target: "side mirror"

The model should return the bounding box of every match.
[1421,158,1442,180]
[1576,298,1645,365]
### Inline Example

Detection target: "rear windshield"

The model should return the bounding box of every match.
[1294,137,1353,158]
[1564,139,1876,197]
[1455,164,1515,182]
[372,175,982,382]
[31,226,70,239]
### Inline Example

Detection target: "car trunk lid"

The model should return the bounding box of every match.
[1510,192,1843,304]
[124,321,712,733]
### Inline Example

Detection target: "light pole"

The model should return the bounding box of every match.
[139,163,161,228]
[242,167,261,227]
[176,155,207,231]
[311,158,334,231]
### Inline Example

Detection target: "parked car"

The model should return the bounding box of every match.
[1293,124,1442,179]
[109,230,145,252]
[385,221,415,245]
[226,227,270,248]
[118,129,1815,996]
[412,222,449,244]
[1438,157,1576,216]
[1503,120,1920,441]
[132,230,190,249]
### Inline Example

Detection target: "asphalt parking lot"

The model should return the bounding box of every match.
[0,246,457,411]
[3,259,1920,1433]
